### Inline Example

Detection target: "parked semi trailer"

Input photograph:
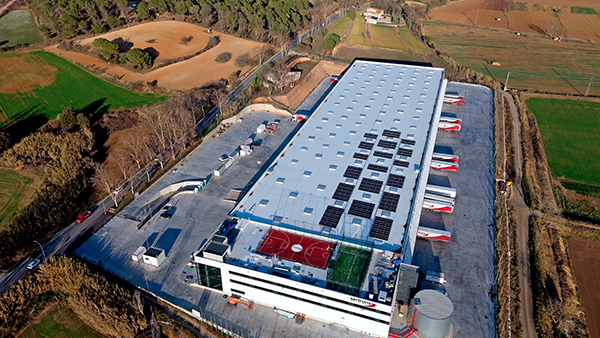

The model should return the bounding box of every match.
[424,192,455,205]
[439,116,462,125]
[432,152,459,163]
[438,121,462,131]
[422,198,454,213]
[444,92,465,104]
[417,227,452,242]
[425,184,457,198]
[430,160,459,172]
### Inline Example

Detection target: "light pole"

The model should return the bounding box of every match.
[34,240,47,261]
[96,193,106,214]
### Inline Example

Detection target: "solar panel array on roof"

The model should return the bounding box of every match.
[319,206,345,228]
[397,148,413,157]
[364,133,378,139]
[401,139,416,146]
[370,217,394,240]
[378,140,398,149]
[394,160,410,168]
[373,151,393,159]
[358,141,374,150]
[359,178,383,194]
[348,200,376,219]
[332,183,355,201]
[382,130,401,138]
[353,153,369,160]
[379,192,400,212]
[387,174,406,188]
[344,166,363,180]
[367,164,388,173]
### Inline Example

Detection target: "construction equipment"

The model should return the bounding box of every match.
[228,296,254,310]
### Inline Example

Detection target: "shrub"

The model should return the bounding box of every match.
[179,35,193,45]
[122,48,153,69]
[91,38,120,62]
[215,52,232,63]
[235,53,250,67]
[207,35,220,49]
[324,33,340,51]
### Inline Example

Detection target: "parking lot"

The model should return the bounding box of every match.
[411,82,496,337]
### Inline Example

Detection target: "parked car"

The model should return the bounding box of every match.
[27,259,41,270]
[160,206,175,219]
[76,211,92,223]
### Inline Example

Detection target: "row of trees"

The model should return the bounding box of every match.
[31,0,312,42]
[0,256,147,337]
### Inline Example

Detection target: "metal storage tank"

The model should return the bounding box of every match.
[411,289,454,338]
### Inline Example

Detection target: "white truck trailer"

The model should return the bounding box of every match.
[438,121,462,131]
[430,160,459,172]
[439,116,462,125]
[425,184,457,198]
[417,227,452,242]
[422,198,454,213]
[424,192,455,205]
[425,271,447,284]
[432,152,459,163]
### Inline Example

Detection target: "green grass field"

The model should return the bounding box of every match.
[423,21,600,96]
[19,304,106,338]
[398,29,431,55]
[0,10,42,47]
[328,15,352,37]
[0,169,35,231]
[0,51,164,130]
[570,6,598,14]
[526,98,600,188]
[328,246,371,289]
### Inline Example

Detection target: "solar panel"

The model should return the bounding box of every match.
[364,133,378,139]
[353,153,369,160]
[382,130,401,138]
[359,178,383,194]
[379,192,400,212]
[358,141,374,150]
[373,151,393,159]
[344,166,363,180]
[319,206,345,228]
[370,217,393,240]
[394,160,410,168]
[397,148,413,157]
[332,183,355,201]
[378,140,398,149]
[348,200,375,219]
[387,174,406,188]
[401,139,416,146]
[367,164,388,173]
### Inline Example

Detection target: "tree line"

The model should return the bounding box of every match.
[31,0,312,42]
[0,256,146,337]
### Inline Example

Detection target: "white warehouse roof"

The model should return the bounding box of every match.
[233,60,446,251]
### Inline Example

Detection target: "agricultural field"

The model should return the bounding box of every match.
[48,21,267,91]
[333,11,429,61]
[429,0,600,41]
[0,169,36,231]
[526,98,600,188]
[568,237,600,338]
[0,10,42,47]
[19,304,106,338]
[422,21,600,95]
[570,6,598,14]
[328,14,353,38]
[0,51,162,130]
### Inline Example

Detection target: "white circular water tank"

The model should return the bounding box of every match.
[412,289,454,338]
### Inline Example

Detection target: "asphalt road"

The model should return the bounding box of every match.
[0,197,115,294]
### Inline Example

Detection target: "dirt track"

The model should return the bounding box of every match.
[47,22,266,91]
[505,93,538,338]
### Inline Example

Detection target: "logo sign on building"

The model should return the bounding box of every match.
[349,296,376,308]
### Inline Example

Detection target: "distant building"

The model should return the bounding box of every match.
[363,8,396,26]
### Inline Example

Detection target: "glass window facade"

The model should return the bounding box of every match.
[197,263,223,291]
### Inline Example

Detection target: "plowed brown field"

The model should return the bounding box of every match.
[48,21,267,91]
[568,237,600,338]
[0,53,56,94]
[430,0,600,41]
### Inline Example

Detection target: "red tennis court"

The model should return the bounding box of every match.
[257,229,336,269]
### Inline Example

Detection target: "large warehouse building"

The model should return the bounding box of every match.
[193,59,448,337]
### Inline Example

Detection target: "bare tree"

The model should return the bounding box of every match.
[269,60,290,91]
[133,290,144,315]
[124,131,145,170]
[140,106,170,165]
[212,88,229,116]
[113,148,134,181]
[546,23,558,37]
[93,162,119,207]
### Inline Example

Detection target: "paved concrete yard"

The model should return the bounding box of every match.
[412,82,496,337]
